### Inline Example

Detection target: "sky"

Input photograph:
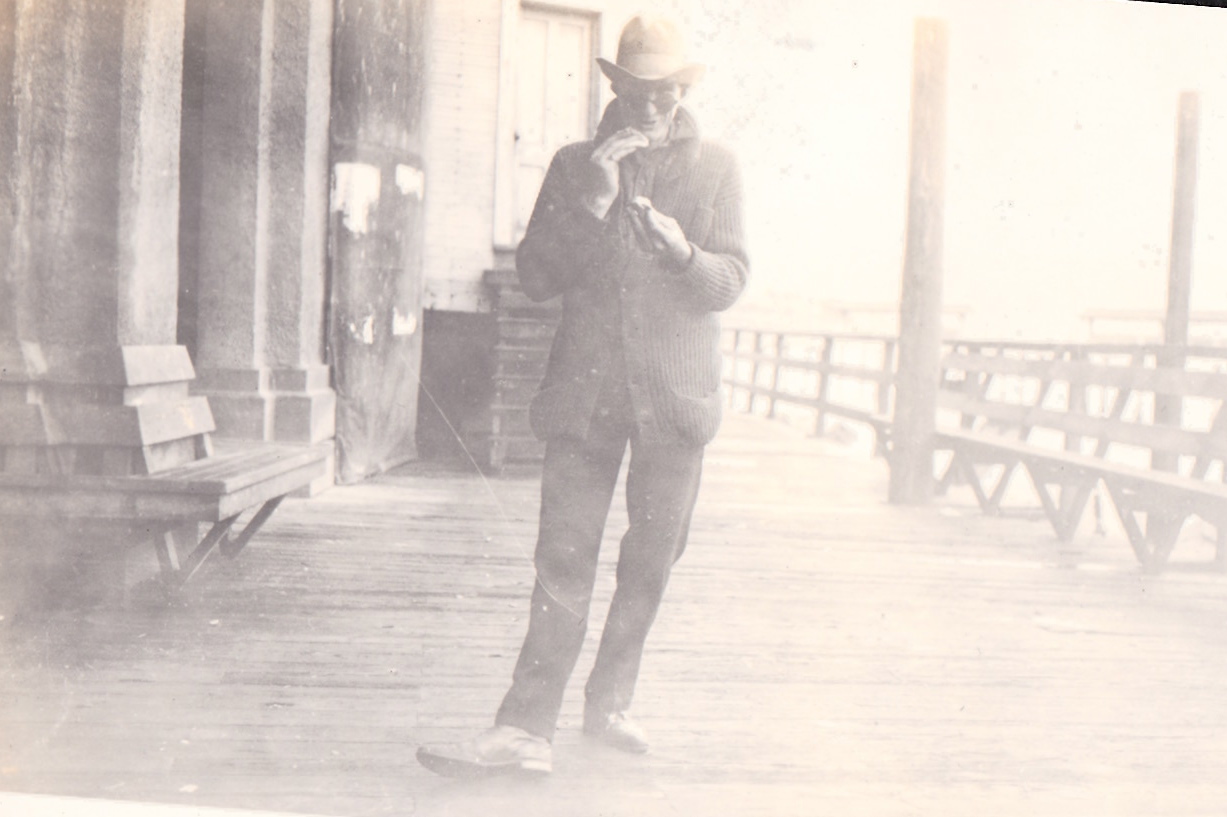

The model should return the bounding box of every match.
[675,0,1227,340]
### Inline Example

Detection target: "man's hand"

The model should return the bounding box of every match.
[627,197,693,267]
[581,128,650,218]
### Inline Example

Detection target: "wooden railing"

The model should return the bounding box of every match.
[722,329,897,449]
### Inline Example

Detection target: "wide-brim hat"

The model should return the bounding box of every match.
[596,15,706,86]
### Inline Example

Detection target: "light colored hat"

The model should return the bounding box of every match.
[596,15,706,86]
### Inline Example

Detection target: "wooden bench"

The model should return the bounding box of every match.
[0,443,328,589]
[934,345,1227,571]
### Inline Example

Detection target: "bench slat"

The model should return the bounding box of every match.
[0,486,220,521]
[0,445,326,496]
[0,456,326,522]
[938,390,1227,461]
[0,443,328,524]
[943,351,1227,399]
[215,461,329,519]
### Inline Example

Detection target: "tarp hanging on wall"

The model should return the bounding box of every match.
[327,0,430,483]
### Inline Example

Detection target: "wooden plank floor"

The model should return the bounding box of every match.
[4,411,1227,816]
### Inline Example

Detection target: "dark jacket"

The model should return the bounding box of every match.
[516,102,749,447]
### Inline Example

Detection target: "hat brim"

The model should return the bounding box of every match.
[597,57,706,86]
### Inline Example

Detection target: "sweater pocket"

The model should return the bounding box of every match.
[662,386,724,447]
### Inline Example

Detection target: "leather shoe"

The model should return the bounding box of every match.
[416,725,552,777]
[582,709,649,754]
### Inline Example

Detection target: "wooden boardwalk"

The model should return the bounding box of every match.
[3,412,1227,816]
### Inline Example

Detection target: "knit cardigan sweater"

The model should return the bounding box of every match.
[516,103,749,447]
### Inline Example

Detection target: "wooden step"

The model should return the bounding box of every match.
[494,356,548,379]
[498,434,547,462]
[493,381,540,407]
[496,288,563,314]
[490,405,532,436]
[496,318,559,342]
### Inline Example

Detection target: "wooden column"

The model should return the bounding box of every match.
[328,0,430,483]
[1165,92,1199,352]
[1149,92,1199,549]
[0,0,210,479]
[889,19,948,505]
[181,0,337,495]
[1,0,206,613]
[1155,92,1199,450]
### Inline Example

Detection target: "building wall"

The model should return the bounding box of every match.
[420,0,502,312]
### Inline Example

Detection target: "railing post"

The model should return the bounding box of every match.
[1216,526,1227,572]
[814,336,834,436]
[1156,91,1198,464]
[1060,348,1088,517]
[1063,348,1087,452]
[728,329,742,408]
[767,333,784,419]
[749,331,764,414]
[878,339,897,417]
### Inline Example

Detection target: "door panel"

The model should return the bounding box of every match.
[513,7,594,241]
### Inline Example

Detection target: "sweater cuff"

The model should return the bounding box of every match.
[673,244,747,311]
[666,241,699,274]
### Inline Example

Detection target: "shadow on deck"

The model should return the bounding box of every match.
[3,412,1227,816]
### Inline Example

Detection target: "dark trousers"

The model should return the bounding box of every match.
[494,396,705,741]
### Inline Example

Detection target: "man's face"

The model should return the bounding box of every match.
[612,79,684,146]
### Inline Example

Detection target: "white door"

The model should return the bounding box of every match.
[513,7,596,242]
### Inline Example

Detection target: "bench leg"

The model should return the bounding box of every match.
[154,528,181,575]
[149,496,288,589]
[872,425,891,459]
[220,495,286,559]
[956,454,993,510]
[1103,481,1152,567]
[1147,512,1186,569]
[935,452,961,496]
[1053,480,1097,539]
[154,515,241,589]
[1101,480,1185,572]
[984,459,1020,514]
[1022,460,1090,543]
[940,449,1020,515]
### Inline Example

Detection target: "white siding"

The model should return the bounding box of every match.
[421,0,502,308]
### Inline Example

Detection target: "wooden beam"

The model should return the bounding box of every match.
[1154,90,1199,435]
[890,19,948,505]
[1152,92,1199,548]
[1163,91,1200,359]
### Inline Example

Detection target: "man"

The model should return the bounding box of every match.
[417,13,748,777]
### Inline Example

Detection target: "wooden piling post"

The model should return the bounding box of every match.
[1155,91,1198,438]
[889,19,948,505]
[1151,92,1199,543]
